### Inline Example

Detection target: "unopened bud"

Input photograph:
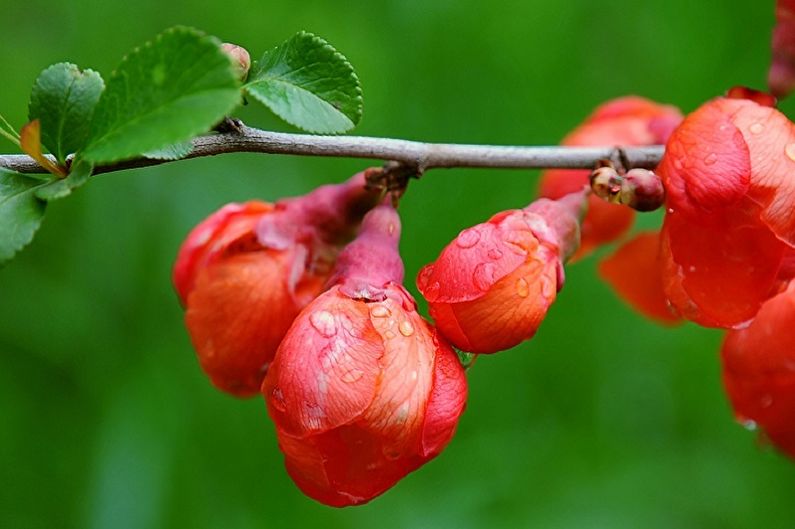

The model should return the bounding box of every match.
[726,86,777,108]
[589,166,664,212]
[619,169,665,211]
[589,166,623,204]
[221,43,251,81]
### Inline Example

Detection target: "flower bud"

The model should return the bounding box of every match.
[263,202,467,506]
[721,280,795,459]
[539,96,682,259]
[221,42,251,81]
[173,172,380,397]
[590,167,665,212]
[417,191,584,353]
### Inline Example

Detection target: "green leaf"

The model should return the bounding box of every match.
[143,139,193,160]
[34,158,94,201]
[245,31,363,134]
[0,169,48,265]
[81,26,241,164]
[28,63,104,164]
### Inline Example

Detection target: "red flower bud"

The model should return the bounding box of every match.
[539,96,682,259]
[173,172,379,397]
[417,191,584,353]
[721,280,795,459]
[262,203,467,506]
[657,96,795,327]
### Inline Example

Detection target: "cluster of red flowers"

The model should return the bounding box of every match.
[173,83,795,504]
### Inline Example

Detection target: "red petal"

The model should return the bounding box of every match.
[728,99,795,245]
[263,287,383,436]
[428,247,559,353]
[722,280,795,458]
[659,99,751,217]
[660,206,784,328]
[416,212,530,304]
[185,250,324,396]
[599,231,681,325]
[421,333,468,456]
[173,201,272,304]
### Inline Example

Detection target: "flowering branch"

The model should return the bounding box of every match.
[0,123,665,176]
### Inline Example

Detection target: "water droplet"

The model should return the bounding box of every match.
[417,265,434,289]
[761,394,773,408]
[673,158,684,171]
[384,330,396,339]
[786,143,795,162]
[740,419,758,431]
[388,223,395,235]
[473,263,497,291]
[688,265,697,273]
[487,248,503,260]
[383,448,401,460]
[516,277,529,298]
[703,153,717,165]
[456,228,480,248]
[271,387,286,411]
[425,281,441,298]
[399,320,415,336]
[370,305,391,318]
[310,310,337,337]
[749,122,765,134]
[341,369,364,383]
[667,208,675,214]
[410,370,418,380]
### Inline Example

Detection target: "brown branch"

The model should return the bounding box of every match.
[0,125,665,175]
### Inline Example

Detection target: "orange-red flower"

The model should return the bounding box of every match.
[598,231,680,325]
[538,96,682,258]
[417,192,583,353]
[721,280,795,459]
[173,172,379,397]
[263,203,467,507]
[657,95,795,328]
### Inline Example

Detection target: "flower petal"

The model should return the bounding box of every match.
[599,231,681,325]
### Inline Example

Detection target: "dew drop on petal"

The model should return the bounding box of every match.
[786,143,795,162]
[516,277,529,298]
[341,369,364,383]
[749,123,765,134]
[456,228,481,248]
[703,153,717,165]
[384,330,396,339]
[488,248,503,260]
[310,310,337,337]
[417,265,434,289]
[370,305,391,318]
[473,262,497,291]
[673,158,685,171]
[399,320,415,336]
[425,281,441,298]
[541,276,556,299]
[271,387,286,412]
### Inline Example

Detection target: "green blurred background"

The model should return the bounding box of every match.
[1,0,794,527]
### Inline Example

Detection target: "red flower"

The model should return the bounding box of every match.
[173,172,379,397]
[598,231,680,325]
[417,192,583,353]
[262,203,467,506]
[657,95,795,327]
[721,280,795,459]
[538,96,682,259]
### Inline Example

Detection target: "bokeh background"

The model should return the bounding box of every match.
[1,0,794,527]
